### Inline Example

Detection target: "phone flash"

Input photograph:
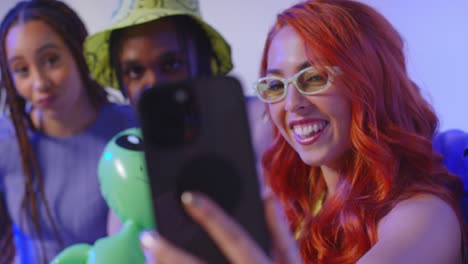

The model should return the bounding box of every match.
[174,89,188,103]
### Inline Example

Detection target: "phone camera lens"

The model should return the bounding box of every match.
[174,89,188,104]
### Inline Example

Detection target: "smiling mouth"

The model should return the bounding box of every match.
[290,121,329,145]
[293,121,328,138]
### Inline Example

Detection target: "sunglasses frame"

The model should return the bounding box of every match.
[253,66,341,103]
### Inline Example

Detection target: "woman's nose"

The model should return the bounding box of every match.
[32,70,51,92]
[284,82,307,113]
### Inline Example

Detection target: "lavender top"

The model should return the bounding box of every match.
[0,103,138,263]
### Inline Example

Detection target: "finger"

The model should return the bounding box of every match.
[140,230,206,264]
[181,192,271,264]
[263,188,302,264]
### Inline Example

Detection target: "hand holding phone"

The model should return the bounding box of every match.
[137,76,271,263]
[139,189,302,264]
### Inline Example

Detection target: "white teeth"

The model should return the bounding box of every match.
[293,121,326,137]
[313,123,319,132]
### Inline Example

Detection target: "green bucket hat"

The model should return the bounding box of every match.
[84,0,233,89]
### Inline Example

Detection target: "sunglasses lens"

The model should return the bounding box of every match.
[255,67,336,102]
[297,69,329,93]
[256,79,285,102]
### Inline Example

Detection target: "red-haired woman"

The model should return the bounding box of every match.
[140,0,466,263]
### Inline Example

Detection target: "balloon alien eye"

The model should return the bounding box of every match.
[116,134,144,151]
[464,148,468,157]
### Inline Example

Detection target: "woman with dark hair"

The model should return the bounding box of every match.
[140,0,466,263]
[0,0,137,262]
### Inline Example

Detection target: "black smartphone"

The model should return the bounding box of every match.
[137,76,271,263]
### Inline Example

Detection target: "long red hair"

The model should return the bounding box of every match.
[260,0,465,263]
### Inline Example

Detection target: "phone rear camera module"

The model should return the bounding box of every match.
[174,89,189,104]
[142,85,200,148]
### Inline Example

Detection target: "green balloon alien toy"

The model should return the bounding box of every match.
[52,128,155,264]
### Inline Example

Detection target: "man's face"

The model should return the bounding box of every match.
[117,19,198,108]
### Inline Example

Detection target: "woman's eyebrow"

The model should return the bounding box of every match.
[264,61,310,76]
